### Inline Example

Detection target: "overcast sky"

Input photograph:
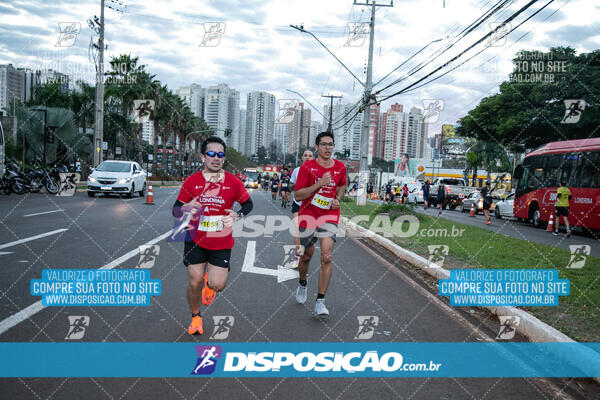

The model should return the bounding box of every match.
[1,0,599,134]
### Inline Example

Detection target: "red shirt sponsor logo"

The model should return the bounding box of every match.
[177,171,250,249]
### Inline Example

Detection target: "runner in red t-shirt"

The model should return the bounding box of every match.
[172,137,253,335]
[294,131,347,317]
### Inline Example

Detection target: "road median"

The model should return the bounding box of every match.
[341,201,600,344]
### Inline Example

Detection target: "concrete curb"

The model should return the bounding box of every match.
[341,216,571,342]
[341,216,600,383]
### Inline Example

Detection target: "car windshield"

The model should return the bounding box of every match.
[441,179,462,185]
[96,162,131,173]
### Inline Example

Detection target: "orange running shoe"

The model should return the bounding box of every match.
[202,274,216,306]
[188,316,203,335]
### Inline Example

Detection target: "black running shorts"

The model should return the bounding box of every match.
[291,202,300,214]
[299,223,337,250]
[183,241,231,269]
[556,206,569,217]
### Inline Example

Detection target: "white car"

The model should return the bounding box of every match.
[407,184,424,204]
[494,192,515,219]
[87,160,147,198]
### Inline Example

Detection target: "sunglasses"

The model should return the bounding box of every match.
[318,142,335,148]
[204,151,225,158]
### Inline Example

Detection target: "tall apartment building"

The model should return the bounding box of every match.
[274,123,290,159]
[300,107,311,150]
[228,90,240,151]
[323,102,363,160]
[239,108,247,155]
[246,91,276,156]
[35,69,69,93]
[1,64,75,112]
[141,120,154,144]
[203,83,240,150]
[367,103,380,165]
[0,64,25,113]
[309,120,322,147]
[382,103,428,161]
[283,102,312,156]
[408,107,428,159]
[18,68,35,103]
[382,103,405,161]
[177,83,205,119]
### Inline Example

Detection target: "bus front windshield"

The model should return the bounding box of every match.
[245,171,259,181]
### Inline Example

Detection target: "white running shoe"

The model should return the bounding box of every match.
[314,299,329,316]
[296,285,307,304]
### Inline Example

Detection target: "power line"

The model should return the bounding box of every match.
[397,0,558,98]
[374,0,543,103]
[373,0,504,82]
[374,0,513,95]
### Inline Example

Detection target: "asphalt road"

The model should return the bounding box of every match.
[371,199,600,258]
[0,188,598,399]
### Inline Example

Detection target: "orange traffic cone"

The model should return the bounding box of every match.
[469,203,475,217]
[145,184,155,205]
[546,213,555,232]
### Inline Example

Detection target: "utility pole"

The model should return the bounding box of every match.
[353,0,393,205]
[93,0,105,167]
[321,93,343,133]
[291,1,391,205]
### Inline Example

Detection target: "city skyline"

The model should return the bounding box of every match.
[1,0,597,138]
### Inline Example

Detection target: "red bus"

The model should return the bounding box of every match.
[513,138,600,231]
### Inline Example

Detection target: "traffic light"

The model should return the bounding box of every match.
[224,128,232,137]
[344,149,350,158]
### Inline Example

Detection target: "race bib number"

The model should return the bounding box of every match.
[311,193,334,209]
[281,182,288,188]
[198,215,223,232]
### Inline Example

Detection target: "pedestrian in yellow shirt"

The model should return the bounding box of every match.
[554,179,572,237]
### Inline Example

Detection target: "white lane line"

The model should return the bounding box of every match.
[0,229,68,250]
[123,197,141,202]
[23,209,64,218]
[0,251,13,256]
[0,230,171,335]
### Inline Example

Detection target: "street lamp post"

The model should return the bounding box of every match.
[31,108,48,169]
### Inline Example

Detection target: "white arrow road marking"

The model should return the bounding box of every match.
[241,241,298,282]
[0,229,68,250]
[0,230,171,336]
[277,265,299,283]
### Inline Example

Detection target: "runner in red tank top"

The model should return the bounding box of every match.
[294,131,347,317]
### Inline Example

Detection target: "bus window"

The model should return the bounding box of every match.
[592,152,600,188]
[577,151,600,188]
[517,165,530,193]
[544,154,561,187]
[525,155,544,190]
[560,153,577,186]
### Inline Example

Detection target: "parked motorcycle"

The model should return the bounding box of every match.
[0,169,14,194]
[1,161,61,195]
[3,163,27,195]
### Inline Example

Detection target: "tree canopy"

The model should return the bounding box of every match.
[456,47,600,153]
